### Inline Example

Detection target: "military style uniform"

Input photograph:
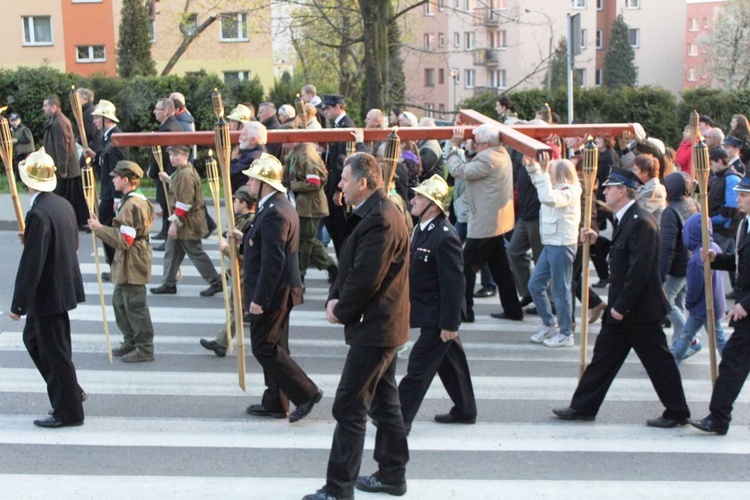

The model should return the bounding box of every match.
[94,186,155,356]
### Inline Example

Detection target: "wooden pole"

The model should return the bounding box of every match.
[206,150,233,355]
[579,138,599,381]
[152,144,182,283]
[82,163,113,363]
[213,89,247,392]
[693,134,719,384]
[69,86,89,150]
[0,109,25,232]
[382,127,400,191]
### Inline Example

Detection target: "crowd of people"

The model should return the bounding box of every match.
[7,87,750,499]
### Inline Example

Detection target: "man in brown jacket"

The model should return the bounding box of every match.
[150,145,222,297]
[89,161,156,363]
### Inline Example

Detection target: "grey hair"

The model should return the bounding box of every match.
[344,153,383,190]
[278,104,296,120]
[473,124,500,146]
[243,121,267,145]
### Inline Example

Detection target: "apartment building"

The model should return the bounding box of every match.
[402,0,686,120]
[0,0,274,90]
[684,0,725,88]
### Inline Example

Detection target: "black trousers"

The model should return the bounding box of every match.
[709,325,750,426]
[22,312,84,424]
[54,175,89,227]
[571,319,690,420]
[464,234,522,318]
[324,204,347,258]
[398,327,477,425]
[572,245,604,322]
[155,181,169,235]
[326,345,409,498]
[98,196,116,264]
[249,307,318,412]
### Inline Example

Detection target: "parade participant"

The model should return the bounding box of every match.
[9,112,34,176]
[200,186,257,357]
[148,98,184,241]
[242,154,323,422]
[150,145,223,297]
[257,102,282,162]
[9,148,86,428]
[305,153,410,500]
[691,176,750,435]
[227,104,253,131]
[89,161,155,363]
[708,147,741,298]
[398,175,476,434]
[553,167,691,427]
[230,122,266,194]
[76,88,102,152]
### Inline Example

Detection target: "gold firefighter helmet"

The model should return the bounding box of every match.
[91,99,119,123]
[19,148,57,192]
[412,174,449,214]
[242,153,286,193]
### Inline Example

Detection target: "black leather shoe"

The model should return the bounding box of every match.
[463,310,475,323]
[490,312,524,321]
[199,282,223,297]
[519,296,533,307]
[152,232,167,240]
[646,416,688,428]
[200,339,227,357]
[552,407,595,421]
[150,284,177,295]
[290,390,324,423]
[689,416,728,435]
[473,286,496,298]
[592,279,609,288]
[152,243,166,251]
[434,412,476,425]
[33,416,84,428]
[246,404,287,419]
[355,473,406,496]
[302,488,353,500]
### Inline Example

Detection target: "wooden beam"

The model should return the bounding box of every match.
[458,109,552,158]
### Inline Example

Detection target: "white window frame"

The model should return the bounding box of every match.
[628,28,640,48]
[625,0,640,9]
[426,103,435,118]
[453,32,460,48]
[22,16,53,46]
[438,0,445,11]
[72,0,103,3]
[464,32,474,50]
[150,21,156,43]
[220,12,249,42]
[464,0,472,12]
[498,0,507,9]
[580,28,588,50]
[595,68,603,86]
[571,0,586,9]
[497,30,507,49]
[438,68,445,84]
[438,33,445,47]
[76,45,106,63]
[424,1,434,16]
[424,33,432,50]
[575,68,587,88]
[596,0,603,10]
[223,70,251,82]
[688,18,698,31]
[439,103,446,119]
[464,69,475,88]
[687,43,698,57]
[595,29,603,49]
[703,17,709,28]
[687,68,697,82]
[425,68,436,87]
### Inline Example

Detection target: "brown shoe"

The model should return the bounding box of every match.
[588,302,607,324]
[112,342,136,357]
[122,347,154,363]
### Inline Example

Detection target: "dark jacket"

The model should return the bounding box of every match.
[515,161,541,221]
[243,191,303,311]
[329,190,410,347]
[174,108,196,132]
[409,214,464,331]
[659,172,699,281]
[708,166,741,237]
[148,115,183,179]
[97,125,129,201]
[230,145,264,194]
[683,213,725,321]
[81,102,103,152]
[261,115,283,162]
[288,142,329,218]
[418,139,444,181]
[11,192,85,317]
[12,123,35,157]
[43,111,80,179]
[606,202,670,323]
[713,216,750,327]
[324,113,357,201]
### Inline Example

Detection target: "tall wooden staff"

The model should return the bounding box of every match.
[579,137,599,380]
[382,127,400,190]
[0,108,24,231]
[152,144,182,282]
[294,94,308,130]
[206,150,233,354]
[82,163,113,363]
[212,89,247,392]
[69,86,89,150]
[692,122,719,384]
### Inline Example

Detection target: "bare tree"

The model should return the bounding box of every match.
[701,0,750,88]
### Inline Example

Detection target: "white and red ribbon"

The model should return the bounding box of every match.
[120,225,136,246]
[174,201,191,218]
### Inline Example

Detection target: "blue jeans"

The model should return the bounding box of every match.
[528,244,576,336]
[672,314,727,365]
[664,275,686,342]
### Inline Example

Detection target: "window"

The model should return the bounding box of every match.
[438,68,445,84]
[595,68,603,86]
[224,71,251,82]
[497,30,507,49]
[426,103,435,118]
[220,12,248,42]
[76,45,106,63]
[595,29,603,49]
[571,0,586,9]
[439,0,445,11]
[22,16,53,46]
[703,17,709,28]
[425,68,436,87]
[424,33,432,50]
[634,66,639,85]
[498,0,507,9]
[628,28,640,48]
[490,69,506,89]
[687,43,698,57]
[687,68,697,82]
[464,0,472,12]
[439,104,446,118]
[438,33,445,47]
[454,0,460,8]
[464,69,475,88]
[452,69,460,83]
[150,21,156,43]
[625,0,640,8]
[424,1,434,16]
[575,68,586,87]
[454,32,460,48]
[464,32,474,50]
[596,0,603,10]
[688,18,698,31]
[580,28,588,50]
[73,0,103,3]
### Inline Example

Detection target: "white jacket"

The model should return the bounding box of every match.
[526,163,582,246]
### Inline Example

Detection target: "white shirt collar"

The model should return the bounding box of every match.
[257,191,275,209]
[30,191,41,208]
[615,200,636,224]
[419,216,436,231]
[334,113,347,126]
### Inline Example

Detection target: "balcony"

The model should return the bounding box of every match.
[474,7,501,26]
[473,49,499,66]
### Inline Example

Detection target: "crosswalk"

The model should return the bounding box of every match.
[1,231,749,499]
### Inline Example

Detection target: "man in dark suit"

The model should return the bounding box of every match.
[241,154,323,423]
[83,99,129,267]
[9,149,86,428]
[305,153,410,500]
[398,175,477,433]
[257,102,282,162]
[691,176,750,435]
[553,167,690,427]
[148,98,184,241]
[322,94,356,257]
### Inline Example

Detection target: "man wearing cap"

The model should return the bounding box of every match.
[708,146,741,297]
[9,112,34,176]
[9,149,86,428]
[724,135,746,176]
[88,161,155,363]
[200,186,257,357]
[230,121,267,194]
[241,153,323,422]
[398,174,476,434]
[691,175,750,435]
[150,145,223,297]
[83,99,129,268]
[42,94,89,229]
[553,166,691,427]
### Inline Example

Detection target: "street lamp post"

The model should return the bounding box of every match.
[450,68,459,114]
